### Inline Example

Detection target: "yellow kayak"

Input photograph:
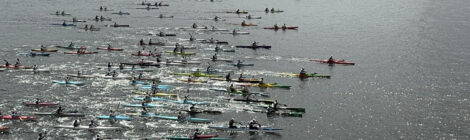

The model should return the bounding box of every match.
[132,91,178,97]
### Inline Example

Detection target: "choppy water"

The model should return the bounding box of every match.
[1,0,469,139]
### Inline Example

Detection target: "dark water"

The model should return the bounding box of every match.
[1,0,469,139]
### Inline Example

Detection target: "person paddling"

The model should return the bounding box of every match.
[73,119,80,128]
[177,111,185,121]
[193,129,201,139]
[299,68,307,78]
[35,98,40,105]
[248,119,261,129]
[328,56,334,63]
[228,118,238,128]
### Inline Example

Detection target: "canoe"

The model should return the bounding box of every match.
[25,102,59,106]
[52,80,85,86]
[155,115,212,123]
[122,103,164,108]
[232,63,254,67]
[34,112,85,117]
[278,73,331,78]
[65,74,96,78]
[31,49,58,52]
[111,12,130,15]
[97,48,124,51]
[54,125,122,130]
[226,11,248,14]
[97,115,131,121]
[235,45,271,49]
[18,52,50,56]
[132,91,178,97]
[64,51,98,54]
[173,72,221,77]
[164,51,196,55]
[309,59,355,65]
[1,115,36,120]
[208,126,282,132]
[263,26,298,30]
[51,23,76,26]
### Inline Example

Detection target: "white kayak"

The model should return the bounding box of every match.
[222,32,249,35]
[160,45,197,49]
[54,125,123,130]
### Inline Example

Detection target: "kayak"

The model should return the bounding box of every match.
[269,10,284,13]
[122,103,164,108]
[97,47,124,51]
[134,96,167,102]
[230,98,275,104]
[210,78,261,83]
[203,28,229,32]
[200,40,229,44]
[34,112,85,117]
[55,45,82,49]
[232,63,254,67]
[168,100,211,105]
[179,79,208,83]
[21,68,50,72]
[310,59,355,65]
[68,20,87,22]
[136,7,159,9]
[257,104,305,112]
[158,62,186,66]
[166,136,228,140]
[97,115,131,121]
[120,67,156,72]
[154,33,177,37]
[31,49,58,52]
[1,115,36,120]
[164,51,196,55]
[92,18,112,21]
[209,88,269,97]
[183,108,222,114]
[54,125,122,130]
[171,60,201,64]
[235,45,271,49]
[51,23,76,26]
[155,115,212,123]
[52,80,85,86]
[156,16,174,18]
[109,24,130,27]
[132,91,178,97]
[208,126,282,132]
[203,48,235,52]
[64,51,98,54]
[263,26,298,30]
[125,112,159,117]
[120,62,160,67]
[173,72,221,77]
[159,45,196,49]
[25,102,59,106]
[51,13,71,16]
[241,23,257,26]
[278,73,331,78]
[0,126,8,131]
[246,16,262,19]
[267,111,303,117]
[112,12,130,15]
[208,58,233,62]
[18,52,50,56]
[100,75,132,79]
[226,11,248,14]
[65,74,96,78]
[0,65,31,69]
[131,53,161,57]
[222,32,249,35]
[238,83,291,89]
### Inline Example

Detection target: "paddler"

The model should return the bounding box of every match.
[62,20,67,26]
[189,34,195,41]
[95,15,99,21]
[228,118,238,128]
[183,96,189,104]
[271,8,275,12]
[299,68,307,78]
[236,60,242,66]
[73,120,80,128]
[40,45,46,51]
[89,120,96,128]
[215,45,220,52]
[247,15,251,19]
[14,58,21,67]
[189,104,196,112]
[138,73,143,79]
[187,75,193,82]
[328,56,334,63]
[139,39,145,45]
[72,17,77,22]
[238,73,243,81]
[38,132,46,140]
[119,63,124,69]
[33,65,38,71]
[259,78,264,84]
[274,24,279,29]
[265,8,269,13]
[111,70,117,78]
[144,95,152,103]
[100,16,105,20]
[100,6,103,11]
[65,77,71,84]
[84,25,89,30]
[159,31,165,36]
[212,53,218,61]
[149,39,153,45]
[61,11,65,15]
[236,9,240,13]
[77,70,82,77]
[3,60,10,66]
[229,84,236,92]
[252,41,258,47]
[193,129,202,139]
[225,73,231,81]
[35,98,40,105]
[192,23,198,28]
[241,20,247,26]
[56,106,64,114]
[107,44,112,49]
[232,29,237,34]
[177,112,185,120]
[137,50,142,56]
[214,16,220,21]
[206,65,212,73]
[113,22,118,27]
[248,119,261,129]
[56,11,60,15]
[141,107,148,115]
[109,110,116,118]
[282,24,287,29]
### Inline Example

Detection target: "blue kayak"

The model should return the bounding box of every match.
[140,85,171,90]
[18,52,50,56]
[97,115,131,121]
[51,23,76,26]
[155,115,212,123]
[134,97,167,101]
[122,103,164,108]
[52,80,84,85]
[168,100,211,105]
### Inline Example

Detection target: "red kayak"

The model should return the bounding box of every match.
[189,134,219,139]
[25,102,59,106]
[264,26,298,30]
[64,51,98,54]
[97,47,124,51]
[131,53,161,57]
[310,59,355,65]
[0,65,32,69]
[1,115,36,120]
[0,126,9,131]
